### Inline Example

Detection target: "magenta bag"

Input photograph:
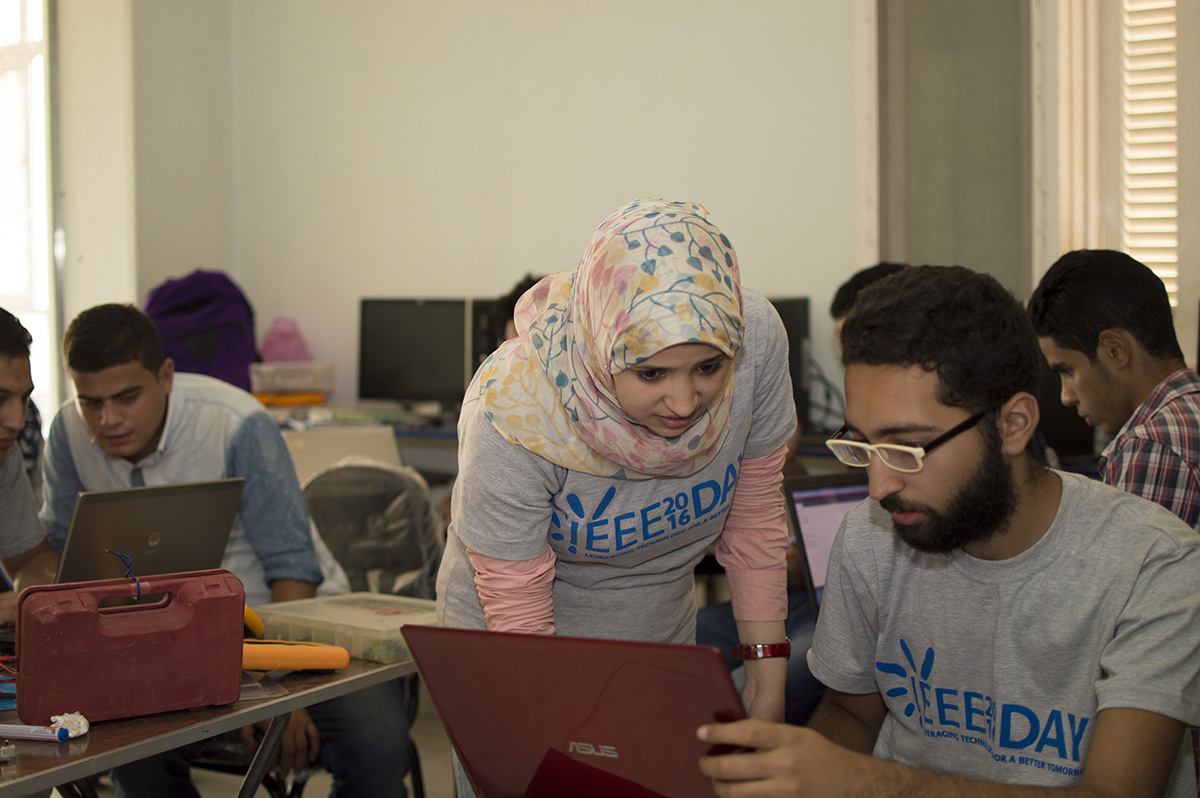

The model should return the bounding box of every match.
[260,316,313,362]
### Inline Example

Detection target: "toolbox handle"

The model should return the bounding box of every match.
[17,569,245,622]
[95,591,173,614]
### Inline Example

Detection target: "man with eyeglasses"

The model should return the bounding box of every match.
[697,266,1200,797]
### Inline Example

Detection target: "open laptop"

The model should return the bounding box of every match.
[784,471,870,614]
[402,624,746,798]
[55,478,244,584]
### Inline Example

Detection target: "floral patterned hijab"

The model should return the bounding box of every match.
[477,199,744,479]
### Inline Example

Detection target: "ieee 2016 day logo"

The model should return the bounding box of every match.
[876,639,1090,776]
[548,463,740,557]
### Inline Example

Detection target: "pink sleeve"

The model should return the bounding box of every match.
[714,445,790,622]
[466,547,557,634]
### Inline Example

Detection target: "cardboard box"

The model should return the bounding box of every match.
[250,361,335,393]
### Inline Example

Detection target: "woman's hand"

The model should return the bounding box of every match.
[741,656,787,722]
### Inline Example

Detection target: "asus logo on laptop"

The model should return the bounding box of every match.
[568,741,618,758]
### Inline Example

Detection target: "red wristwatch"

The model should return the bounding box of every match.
[731,638,791,660]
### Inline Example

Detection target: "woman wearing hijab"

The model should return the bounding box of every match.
[436,198,795,728]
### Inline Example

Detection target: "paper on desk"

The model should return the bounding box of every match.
[50,712,88,738]
[240,671,288,700]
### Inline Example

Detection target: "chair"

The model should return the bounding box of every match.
[302,456,447,797]
[300,457,445,599]
[195,458,444,797]
[192,732,309,798]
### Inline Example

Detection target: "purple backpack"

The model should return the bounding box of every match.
[144,270,259,391]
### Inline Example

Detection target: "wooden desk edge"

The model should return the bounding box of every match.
[0,658,415,797]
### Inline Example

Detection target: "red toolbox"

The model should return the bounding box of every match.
[16,569,245,724]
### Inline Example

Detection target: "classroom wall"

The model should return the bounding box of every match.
[54,0,138,320]
[881,0,1031,298]
[56,0,875,414]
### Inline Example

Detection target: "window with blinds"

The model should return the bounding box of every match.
[1120,0,1178,303]
[0,0,55,418]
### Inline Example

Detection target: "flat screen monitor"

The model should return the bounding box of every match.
[1035,355,1094,459]
[768,297,811,430]
[359,298,469,404]
[469,297,500,374]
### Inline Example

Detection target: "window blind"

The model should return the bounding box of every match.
[1121,0,1179,302]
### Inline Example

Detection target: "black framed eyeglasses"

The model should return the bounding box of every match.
[825,400,1004,474]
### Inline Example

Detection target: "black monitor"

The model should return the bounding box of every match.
[358,298,470,404]
[767,297,811,430]
[1034,355,1094,459]
[470,297,500,374]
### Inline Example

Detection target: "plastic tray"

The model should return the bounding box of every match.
[255,593,437,663]
[250,361,335,393]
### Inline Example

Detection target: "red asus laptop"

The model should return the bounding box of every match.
[402,625,746,798]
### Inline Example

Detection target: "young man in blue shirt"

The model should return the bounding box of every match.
[40,303,411,798]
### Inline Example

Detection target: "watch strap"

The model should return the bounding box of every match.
[731,639,791,660]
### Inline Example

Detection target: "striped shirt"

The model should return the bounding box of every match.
[1100,369,1200,531]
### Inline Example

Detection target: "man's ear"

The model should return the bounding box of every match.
[999,392,1039,456]
[158,357,175,395]
[1096,328,1134,370]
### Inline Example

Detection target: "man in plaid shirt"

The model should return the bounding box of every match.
[1028,249,1200,530]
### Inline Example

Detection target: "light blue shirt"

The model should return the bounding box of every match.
[41,372,347,606]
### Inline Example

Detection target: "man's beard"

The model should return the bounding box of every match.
[879,429,1017,554]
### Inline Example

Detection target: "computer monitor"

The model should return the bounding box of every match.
[1034,355,1094,460]
[358,298,470,404]
[768,297,811,430]
[469,297,500,374]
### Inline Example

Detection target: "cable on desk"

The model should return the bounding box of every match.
[105,549,142,600]
[807,356,845,432]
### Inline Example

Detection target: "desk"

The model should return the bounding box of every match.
[0,658,415,798]
[393,429,458,485]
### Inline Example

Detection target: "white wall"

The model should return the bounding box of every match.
[57,0,875,412]
[131,0,234,296]
[55,0,138,323]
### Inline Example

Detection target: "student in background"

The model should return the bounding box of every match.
[829,262,908,336]
[491,272,544,343]
[39,304,411,798]
[1028,249,1200,529]
[439,198,795,796]
[698,265,1200,797]
[19,399,43,504]
[0,308,59,620]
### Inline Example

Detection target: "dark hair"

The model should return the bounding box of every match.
[841,265,1043,413]
[491,273,544,336]
[1027,249,1184,363]
[830,262,909,320]
[0,307,32,359]
[64,303,166,373]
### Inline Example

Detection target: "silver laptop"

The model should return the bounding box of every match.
[55,479,244,584]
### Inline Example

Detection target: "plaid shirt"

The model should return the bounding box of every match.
[1100,369,1200,531]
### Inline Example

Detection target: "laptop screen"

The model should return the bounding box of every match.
[56,479,244,585]
[785,473,870,611]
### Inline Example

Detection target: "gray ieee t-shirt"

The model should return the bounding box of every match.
[808,470,1200,796]
[436,289,796,644]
